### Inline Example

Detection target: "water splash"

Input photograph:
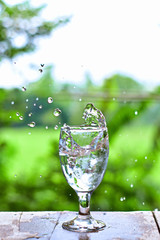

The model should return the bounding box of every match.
[54,108,62,116]
[82,103,106,128]
[48,97,53,103]
[22,87,26,92]
[28,121,36,128]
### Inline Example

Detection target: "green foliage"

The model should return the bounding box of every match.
[0,0,69,60]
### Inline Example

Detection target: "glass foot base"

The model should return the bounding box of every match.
[62,214,106,232]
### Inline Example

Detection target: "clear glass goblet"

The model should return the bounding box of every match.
[59,125,109,232]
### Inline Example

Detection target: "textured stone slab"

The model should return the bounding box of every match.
[51,211,160,240]
[154,211,160,233]
[0,211,159,240]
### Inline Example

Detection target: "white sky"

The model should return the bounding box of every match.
[1,0,160,88]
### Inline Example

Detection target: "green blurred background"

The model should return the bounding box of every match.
[0,1,160,212]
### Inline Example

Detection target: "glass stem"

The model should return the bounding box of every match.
[77,192,91,215]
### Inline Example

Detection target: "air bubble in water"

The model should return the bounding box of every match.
[39,105,42,109]
[120,197,124,201]
[40,175,42,178]
[28,112,32,117]
[9,116,12,118]
[19,116,23,120]
[28,121,36,128]
[45,126,48,129]
[36,97,39,101]
[28,132,31,135]
[135,159,138,162]
[130,184,134,188]
[26,99,29,102]
[26,106,28,109]
[48,97,53,103]
[22,87,26,92]
[16,112,20,116]
[54,125,58,130]
[33,103,36,106]
[135,111,138,115]
[79,98,82,102]
[54,108,62,116]
[11,101,14,105]
[142,202,145,205]
[145,156,147,159]
[113,98,115,101]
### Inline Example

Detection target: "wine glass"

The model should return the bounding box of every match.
[59,125,109,232]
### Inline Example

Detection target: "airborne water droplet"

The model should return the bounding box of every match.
[36,97,39,101]
[28,121,36,128]
[33,103,36,106]
[145,156,147,159]
[53,108,62,116]
[26,106,28,109]
[28,112,32,117]
[16,112,20,116]
[54,125,58,130]
[19,116,23,120]
[9,116,12,118]
[48,97,53,103]
[40,175,42,178]
[26,99,29,102]
[11,101,14,105]
[22,87,26,92]
[130,184,134,188]
[39,105,42,109]
[79,98,82,102]
[28,132,31,135]
[135,111,138,115]
[45,126,48,129]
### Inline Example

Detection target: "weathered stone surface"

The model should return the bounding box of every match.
[0,211,159,240]
[51,211,160,240]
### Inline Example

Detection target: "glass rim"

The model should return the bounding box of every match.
[60,125,107,131]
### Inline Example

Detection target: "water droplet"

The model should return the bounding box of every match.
[45,126,48,129]
[48,97,53,103]
[39,68,43,73]
[145,156,147,159]
[26,106,28,109]
[9,116,12,118]
[16,112,20,116]
[126,178,129,181]
[120,197,124,201]
[53,108,62,116]
[26,99,29,102]
[36,97,39,101]
[113,97,115,101]
[154,208,158,211]
[104,190,107,194]
[135,159,138,162]
[11,101,14,105]
[22,87,26,92]
[28,121,36,128]
[28,132,31,135]
[28,112,32,117]
[135,111,138,115]
[69,193,72,196]
[40,175,42,178]
[19,116,23,120]
[33,103,36,106]
[142,202,145,205]
[54,125,58,130]
[130,184,134,188]
[79,98,82,102]
[39,105,42,109]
